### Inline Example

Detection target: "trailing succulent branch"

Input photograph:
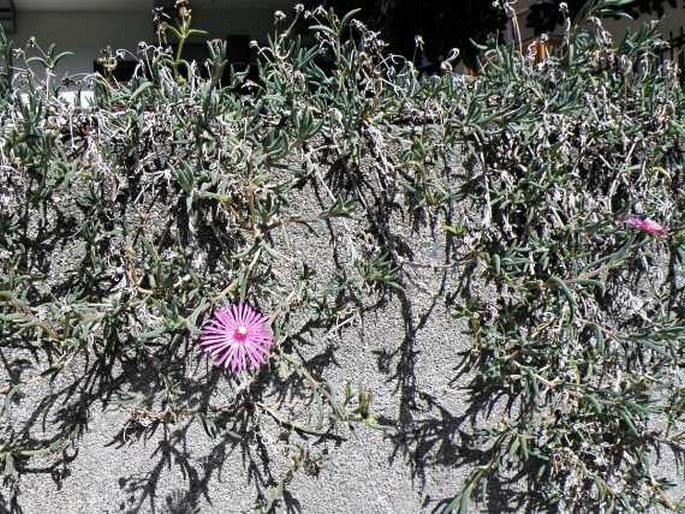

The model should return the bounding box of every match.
[0,1,684,512]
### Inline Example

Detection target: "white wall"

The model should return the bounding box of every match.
[10,1,295,76]
[13,11,154,76]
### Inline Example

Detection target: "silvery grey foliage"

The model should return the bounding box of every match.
[0,3,684,512]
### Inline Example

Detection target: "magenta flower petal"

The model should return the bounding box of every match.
[622,216,667,238]
[199,303,273,373]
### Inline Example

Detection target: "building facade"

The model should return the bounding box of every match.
[3,0,685,76]
[5,0,295,75]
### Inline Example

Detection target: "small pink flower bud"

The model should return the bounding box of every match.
[622,216,667,238]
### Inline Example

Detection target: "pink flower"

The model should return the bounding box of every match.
[199,303,273,373]
[622,216,667,238]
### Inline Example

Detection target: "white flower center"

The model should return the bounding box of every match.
[236,326,248,336]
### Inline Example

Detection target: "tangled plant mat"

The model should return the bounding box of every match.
[1,4,685,513]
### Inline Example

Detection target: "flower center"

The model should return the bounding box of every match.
[233,325,248,342]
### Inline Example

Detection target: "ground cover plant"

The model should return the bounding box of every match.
[1,1,685,512]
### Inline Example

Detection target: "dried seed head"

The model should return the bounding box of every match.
[175,0,192,21]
